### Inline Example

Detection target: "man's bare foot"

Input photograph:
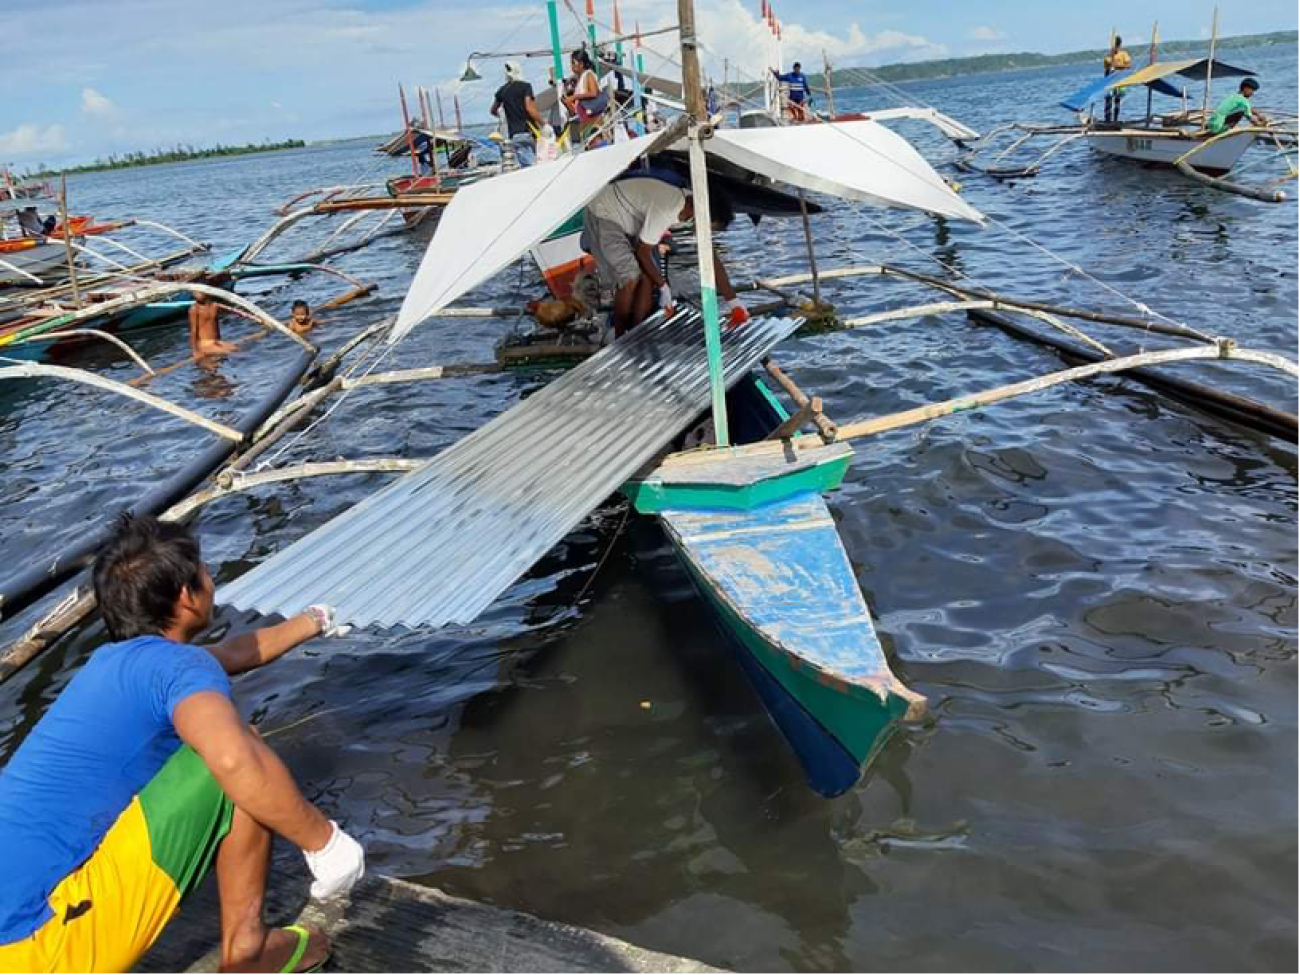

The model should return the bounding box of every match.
[222,924,330,973]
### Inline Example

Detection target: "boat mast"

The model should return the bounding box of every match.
[1145,22,1158,123]
[632,23,647,132]
[58,175,81,307]
[678,0,729,446]
[585,0,597,51]
[823,49,835,116]
[546,0,565,89]
[398,84,419,177]
[1202,7,1218,121]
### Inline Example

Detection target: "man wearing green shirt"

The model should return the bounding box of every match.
[1208,78,1268,134]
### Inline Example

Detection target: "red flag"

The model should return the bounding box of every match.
[761,0,768,19]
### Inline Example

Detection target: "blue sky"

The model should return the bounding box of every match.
[3,0,1295,168]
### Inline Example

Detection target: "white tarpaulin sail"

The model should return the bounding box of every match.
[390,133,662,341]
[708,121,986,225]
[392,120,985,342]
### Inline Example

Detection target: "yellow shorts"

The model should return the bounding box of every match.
[0,745,232,973]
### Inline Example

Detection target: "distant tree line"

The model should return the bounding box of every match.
[729,29,1296,96]
[24,138,307,177]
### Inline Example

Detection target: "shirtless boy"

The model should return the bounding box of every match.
[287,300,316,335]
[188,292,238,358]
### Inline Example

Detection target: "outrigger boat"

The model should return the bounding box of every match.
[239,87,500,271]
[3,1,1296,803]
[958,19,1298,202]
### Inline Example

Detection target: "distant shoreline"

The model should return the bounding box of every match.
[738,29,1297,91]
[26,139,306,178]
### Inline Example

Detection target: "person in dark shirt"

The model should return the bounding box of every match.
[491,61,544,167]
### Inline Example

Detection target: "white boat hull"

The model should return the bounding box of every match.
[0,241,74,285]
[1086,129,1255,176]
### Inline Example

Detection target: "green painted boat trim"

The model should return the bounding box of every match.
[751,376,791,421]
[543,211,584,242]
[682,551,907,766]
[624,452,850,514]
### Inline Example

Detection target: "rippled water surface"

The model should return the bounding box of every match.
[2,47,1297,971]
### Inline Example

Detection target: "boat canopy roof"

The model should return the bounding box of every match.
[1060,58,1256,112]
[391,121,984,341]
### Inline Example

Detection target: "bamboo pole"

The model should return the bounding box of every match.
[762,358,837,441]
[398,83,419,177]
[58,175,82,307]
[1202,7,1218,119]
[1146,22,1158,123]
[0,363,243,440]
[734,263,1213,342]
[342,363,501,389]
[797,191,822,307]
[796,342,1298,448]
[822,50,835,116]
[177,459,427,521]
[15,329,155,374]
[841,299,1114,356]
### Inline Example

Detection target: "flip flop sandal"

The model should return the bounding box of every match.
[279,924,328,974]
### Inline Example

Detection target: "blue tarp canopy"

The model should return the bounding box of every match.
[1060,57,1257,112]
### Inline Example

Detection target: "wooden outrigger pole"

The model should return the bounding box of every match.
[678,0,729,445]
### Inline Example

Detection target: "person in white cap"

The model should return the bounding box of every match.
[491,61,544,167]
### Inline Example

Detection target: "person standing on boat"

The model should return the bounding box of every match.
[564,49,609,147]
[1102,37,1132,122]
[1207,78,1268,134]
[0,514,363,973]
[582,176,748,337]
[188,291,239,358]
[491,62,544,168]
[771,63,812,121]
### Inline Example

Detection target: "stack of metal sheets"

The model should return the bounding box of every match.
[218,310,799,629]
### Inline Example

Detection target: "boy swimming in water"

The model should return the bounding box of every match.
[287,300,316,335]
[188,292,238,358]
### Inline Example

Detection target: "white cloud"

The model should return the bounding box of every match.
[81,87,116,119]
[969,26,1006,42]
[636,0,945,75]
[0,123,68,157]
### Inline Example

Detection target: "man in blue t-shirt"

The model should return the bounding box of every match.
[0,514,363,972]
[771,62,812,121]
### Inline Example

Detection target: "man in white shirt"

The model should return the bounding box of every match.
[582,176,748,336]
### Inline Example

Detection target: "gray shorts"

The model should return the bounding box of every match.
[582,211,641,290]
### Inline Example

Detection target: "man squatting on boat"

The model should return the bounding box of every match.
[0,515,364,973]
[1208,78,1269,134]
[582,176,749,337]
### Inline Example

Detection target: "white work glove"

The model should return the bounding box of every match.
[305,604,352,638]
[658,283,674,314]
[304,821,365,900]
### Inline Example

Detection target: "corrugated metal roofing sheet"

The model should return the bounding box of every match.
[218,310,800,629]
